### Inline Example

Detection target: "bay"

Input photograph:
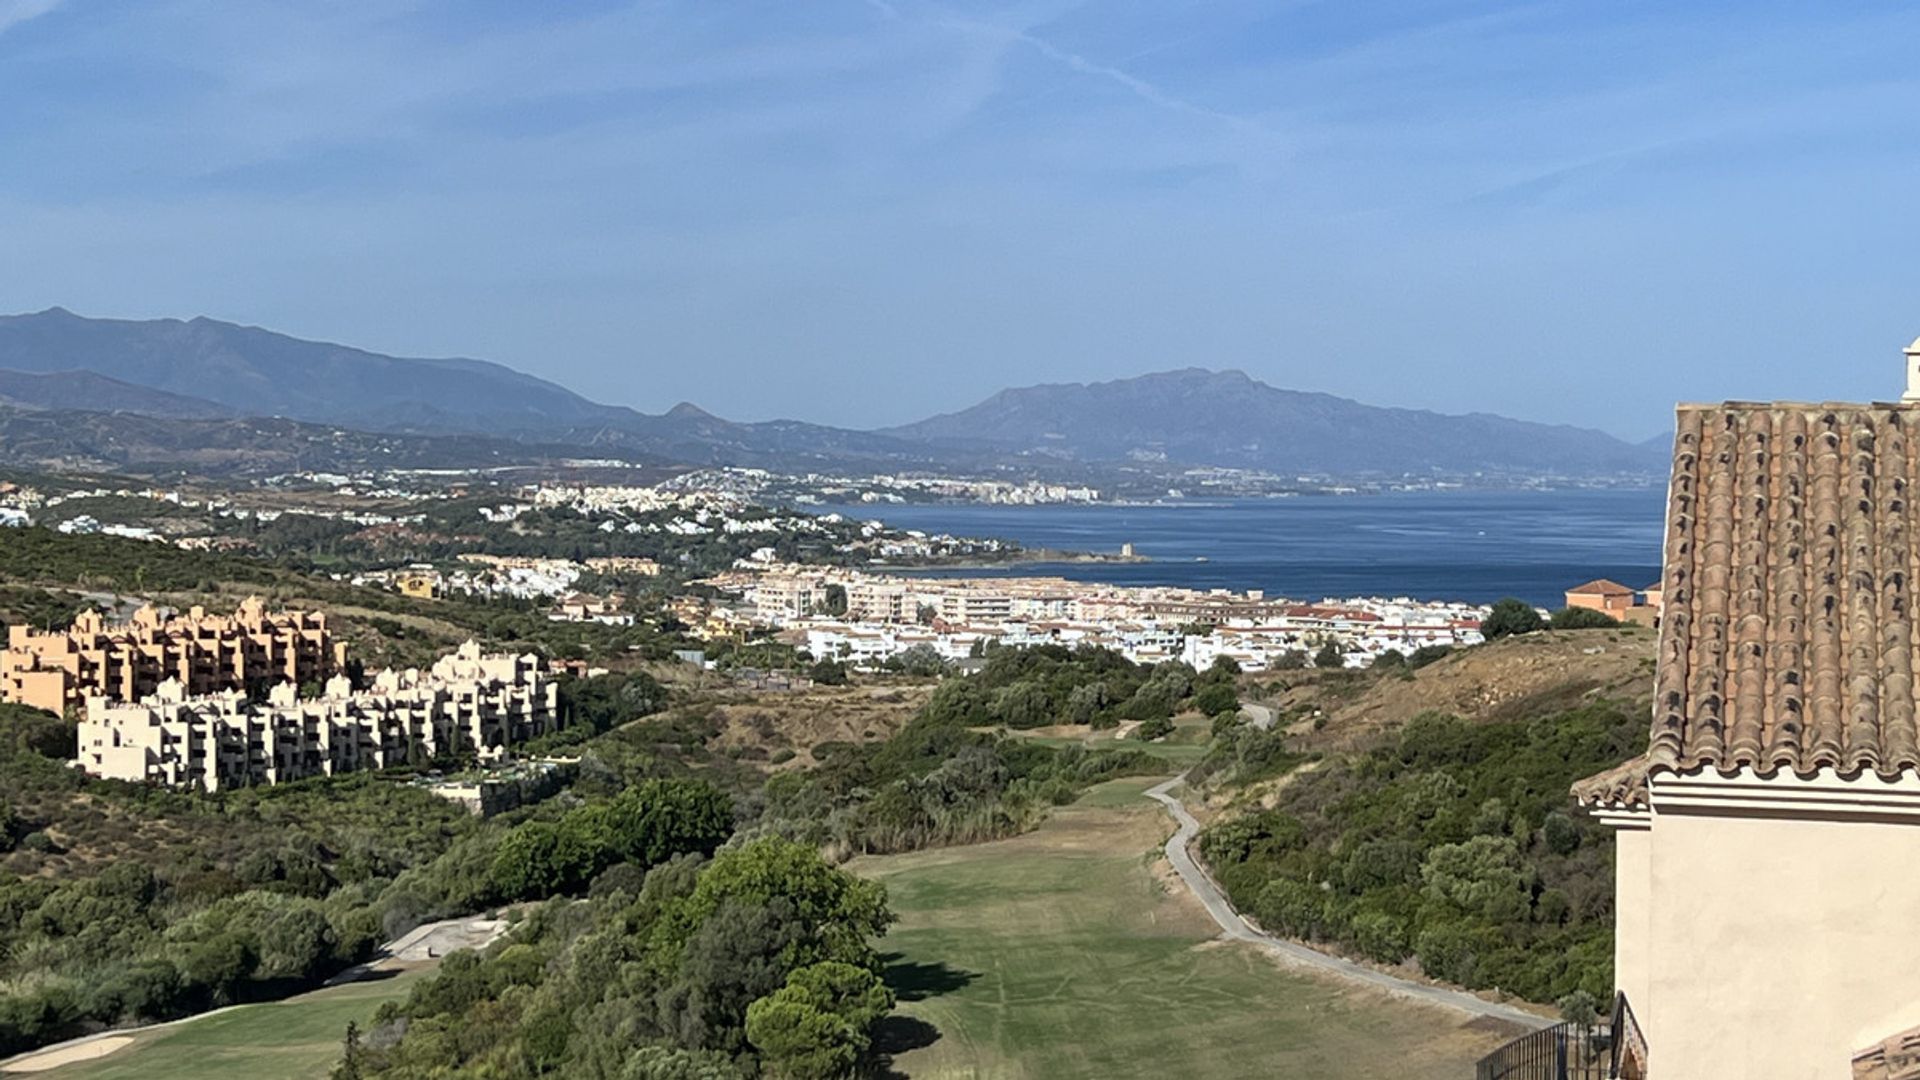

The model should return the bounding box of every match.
[819,488,1665,608]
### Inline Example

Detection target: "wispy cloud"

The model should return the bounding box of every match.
[869,0,1287,156]
[0,0,61,36]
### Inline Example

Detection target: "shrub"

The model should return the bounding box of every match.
[1542,812,1581,855]
[1193,682,1239,717]
[1549,606,1619,630]
[1348,909,1410,964]
[1480,598,1545,639]
[1133,716,1175,742]
[1255,878,1329,940]
[1421,836,1533,924]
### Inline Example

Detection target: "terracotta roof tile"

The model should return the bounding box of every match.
[1566,578,1635,596]
[1854,1020,1920,1080]
[1570,754,1651,809]
[1577,402,1920,808]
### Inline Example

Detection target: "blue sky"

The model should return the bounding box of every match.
[2,0,1918,439]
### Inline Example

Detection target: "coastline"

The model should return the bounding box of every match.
[883,547,1149,571]
[814,489,1665,608]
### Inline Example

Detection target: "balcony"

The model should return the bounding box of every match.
[1475,995,1644,1080]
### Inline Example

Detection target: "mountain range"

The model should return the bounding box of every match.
[0,308,1665,480]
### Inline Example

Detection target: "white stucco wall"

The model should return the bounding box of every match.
[1636,775,1920,1079]
[1610,821,1651,1039]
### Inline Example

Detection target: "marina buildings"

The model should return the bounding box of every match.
[703,566,1486,670]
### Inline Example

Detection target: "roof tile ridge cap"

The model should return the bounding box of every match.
[1649,410,1702,762]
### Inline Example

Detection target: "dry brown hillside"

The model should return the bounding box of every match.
[707,682,933,768]
[1255,627,1657,753]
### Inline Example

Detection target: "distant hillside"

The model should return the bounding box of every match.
[885,368,1664,477]
[0,405,680,478]
[0,368,234,420]
[0,308,630,435]
[0,309,1662,480]
[0,309,933,470]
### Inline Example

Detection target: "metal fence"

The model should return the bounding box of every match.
[1475,1022,1613,1080]
[1610,993,1647,1080]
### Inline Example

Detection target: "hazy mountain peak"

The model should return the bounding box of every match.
[885,367,1660,477]
[0,310,1661,481]
[665,401,720,421]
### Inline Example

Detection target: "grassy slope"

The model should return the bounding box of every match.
[853,777,1511,1080]
[30,971,424,1080]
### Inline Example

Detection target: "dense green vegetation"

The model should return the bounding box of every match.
[1478,597,1547,639]
[914,643,1240,731]
[1549,606,1620,630]
[1198,703,1646,1008]
[346,839,894,1079]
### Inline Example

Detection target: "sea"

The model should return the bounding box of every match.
[817,488,1665,609]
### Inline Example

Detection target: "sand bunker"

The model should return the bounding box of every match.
[2,1035,135,1073]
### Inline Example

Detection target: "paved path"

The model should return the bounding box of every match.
[328,914,507,984]
[0,914,507,1073]
[1145,777,1550,1030]
[1241,702,1276,730]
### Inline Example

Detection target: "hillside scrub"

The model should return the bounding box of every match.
[344,839,896,1079]
[1197,702,1646,1005]
[749,646,1187,856]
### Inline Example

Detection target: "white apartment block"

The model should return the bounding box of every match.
[76,642,559,791]
[752,575,832,621]
[845,579,913,623]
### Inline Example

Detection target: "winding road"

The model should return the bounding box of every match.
[1145,777,1550,1031]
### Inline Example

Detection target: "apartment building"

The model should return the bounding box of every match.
[846,579,913,623]
[752,575,832,621]
[75,641,558,791]
[2,598,345,716]
[935,590,1013,625]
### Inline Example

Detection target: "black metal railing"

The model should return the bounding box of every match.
[1610,993,1647,1080]
[1475,1021,1612,1080]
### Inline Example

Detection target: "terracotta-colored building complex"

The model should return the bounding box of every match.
[77,642,558,791]
[2,597,345,715]
[1574,342,1920,1078]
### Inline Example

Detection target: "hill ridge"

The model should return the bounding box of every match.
[0,309,1662,479]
